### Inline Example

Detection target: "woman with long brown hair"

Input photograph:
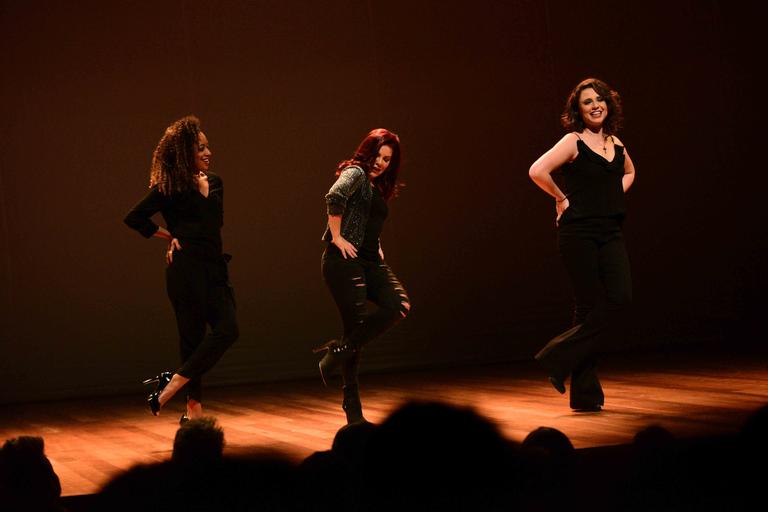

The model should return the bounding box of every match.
[529,78,636,411]
[124,115,239,423]
[314,128,411,424]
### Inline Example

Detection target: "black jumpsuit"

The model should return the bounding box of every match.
[124,172,238,402]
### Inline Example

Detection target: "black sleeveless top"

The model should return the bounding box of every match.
[358,186,388,261]
[559,138,626,224]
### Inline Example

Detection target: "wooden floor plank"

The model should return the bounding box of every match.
[1,347,766,497]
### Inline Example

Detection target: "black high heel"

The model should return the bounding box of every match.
[549,376,566,395]
[342,384,366,424]
[312,339,356,387]
[535,350,567,395]
[142,372,173,416]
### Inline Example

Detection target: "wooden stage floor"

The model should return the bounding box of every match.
[1,345,767,497]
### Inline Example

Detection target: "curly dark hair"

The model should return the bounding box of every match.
[149,115,202,195]
[336,128,403,201]
[560,78,623,135]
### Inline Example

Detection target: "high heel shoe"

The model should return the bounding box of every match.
[142,372,173,416]
[312,339,356,387]
[342,384,366,424]
[535,352,567,395]
[549,376,566,395]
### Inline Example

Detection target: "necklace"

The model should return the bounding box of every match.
[585,133,608,154]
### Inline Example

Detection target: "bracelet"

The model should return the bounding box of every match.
[556,196,567,202]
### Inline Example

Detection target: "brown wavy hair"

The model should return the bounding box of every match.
[149,115,202,195]
[560,78,623,135]
[336,128,402,200]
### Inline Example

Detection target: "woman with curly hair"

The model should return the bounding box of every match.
[528,78,636,412]
[124,115,238,423]
[314,128,411,424]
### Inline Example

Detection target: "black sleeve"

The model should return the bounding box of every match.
[209,173,224,222]
[210,173,223,199]
[123,186,166,238]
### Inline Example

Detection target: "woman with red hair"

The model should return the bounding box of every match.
[314,128,411,424]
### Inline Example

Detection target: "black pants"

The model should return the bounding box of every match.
[165,252,239,402]
[322,245,410,384]
[536,217,632,408]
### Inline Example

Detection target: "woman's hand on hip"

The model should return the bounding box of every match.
[166,238,182,264]
[333,236,357,259]
[555,198,569,225]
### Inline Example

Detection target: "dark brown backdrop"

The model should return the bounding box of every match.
[0,0,764,403]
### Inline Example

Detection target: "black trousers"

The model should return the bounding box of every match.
[536,217,632,408]
[165,252,239,402]
[322,245,410,385]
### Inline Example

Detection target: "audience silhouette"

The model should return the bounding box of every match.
[0,436,64,512]
[519,426,576,511]
[357,401,522,511]
[172,416,225,466]
[4,401,767,511]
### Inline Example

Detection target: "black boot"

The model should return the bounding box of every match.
[342,384,366,424]
[313,339,356,386]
